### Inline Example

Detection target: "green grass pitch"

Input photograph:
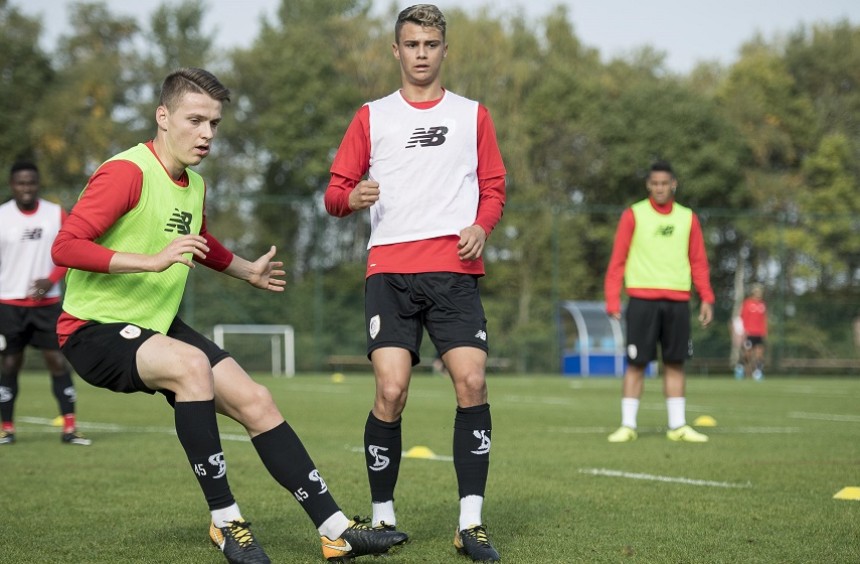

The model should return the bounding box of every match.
[1,372,858,563]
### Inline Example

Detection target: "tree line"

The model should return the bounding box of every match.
[3,0,859,372]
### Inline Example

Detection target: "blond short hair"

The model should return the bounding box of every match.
[395,4,446,43]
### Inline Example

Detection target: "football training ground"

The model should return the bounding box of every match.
[2,372,857,563]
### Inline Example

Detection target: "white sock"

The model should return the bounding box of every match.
[459,495,484,531]
[621,398,640,429]
[667,397,686,430]
[211,503,242,528]
[318,511,351,540]
[372,500,396,528]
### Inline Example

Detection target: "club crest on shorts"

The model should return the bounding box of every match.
[627,344,638,359]
[369,314,381,340]
[120,325,142,340]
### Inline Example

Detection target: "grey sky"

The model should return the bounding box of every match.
[17,0,860,73]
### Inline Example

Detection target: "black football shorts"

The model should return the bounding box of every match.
[0,302,63,353]
[364,272,489,366]
[61,316,229,396]
[624,298,691,365]
[744,335,765,349]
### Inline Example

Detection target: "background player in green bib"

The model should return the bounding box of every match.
[604,161,715,443]
[51,67,406,564]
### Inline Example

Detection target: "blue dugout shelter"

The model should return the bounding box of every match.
[559,301,657,377]
[559,301,625,376]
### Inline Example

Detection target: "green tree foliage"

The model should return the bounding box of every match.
[29,2,139,205]
[131,0,214,134]
[0,0,52,169]
[7,0,860,369]
[227,0,380,274]
[798,133,860,287]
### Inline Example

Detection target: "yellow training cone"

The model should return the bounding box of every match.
[52,415,64,427]
[404,445,436,459]
[693,415,717,427]
[833,487,860,501]
[331,373,346,383]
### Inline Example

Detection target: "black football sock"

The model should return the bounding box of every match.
[453,403,492,498]
[51,371,76,415]
[252,421,340,527]
[364,411,402,503]
[0,371,19,424]
[174,400,235,510]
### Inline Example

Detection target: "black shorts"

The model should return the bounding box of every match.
[0,302,62,353]
[744,336,765,348]
[60,317,230,396]
[624,298,692,365]
[365,273,488,366]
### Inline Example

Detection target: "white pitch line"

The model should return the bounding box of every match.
[549,426,615,434]
[551,426,801,434]
[730,427,802,433]
[15,416,251,442]
[276,384,356,395]
[789,412,860,423]
[580,468,752,489]
[498,394,577,406]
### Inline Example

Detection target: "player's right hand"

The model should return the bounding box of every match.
[153,234,209,271]
[348,180,380,211]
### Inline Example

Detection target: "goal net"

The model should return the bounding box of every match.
[212,324,295,377]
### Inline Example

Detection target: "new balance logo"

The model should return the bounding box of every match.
[21,227,43,241]
[164,209,193,234]
[471,430,491,455]
[655,225,675,237]
[405,126,448,148]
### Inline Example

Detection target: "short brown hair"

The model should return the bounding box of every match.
[158,67,231,111]
[395,4,446,43]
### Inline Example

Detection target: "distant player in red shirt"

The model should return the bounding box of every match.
[0,161,90,446]
[739,283,768,380]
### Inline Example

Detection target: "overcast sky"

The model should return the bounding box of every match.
[17,0,860,73]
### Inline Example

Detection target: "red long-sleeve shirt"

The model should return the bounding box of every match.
[52,141,234,344]
[604,198,714,315]
[740,297,768,337]
[325,96,506,277]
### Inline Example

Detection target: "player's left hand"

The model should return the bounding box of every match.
[28,278,53,301]
[247,245,287,292]
[699,302,714,327]
[457,225,487,261]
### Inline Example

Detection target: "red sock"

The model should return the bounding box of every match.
[63,414,76,434]
[2,422,14,432]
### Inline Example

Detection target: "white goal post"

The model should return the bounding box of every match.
[212,324,295,377]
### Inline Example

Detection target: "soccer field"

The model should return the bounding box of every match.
[1,372,858,563]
